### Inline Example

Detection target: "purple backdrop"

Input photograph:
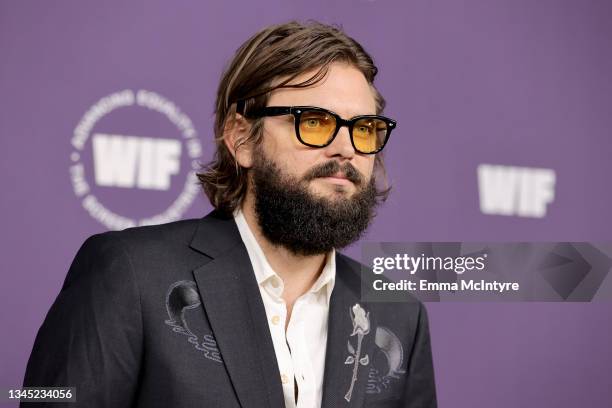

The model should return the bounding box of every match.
[1,0,611,407]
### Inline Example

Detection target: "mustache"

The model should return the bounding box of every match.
[302,161,363,185]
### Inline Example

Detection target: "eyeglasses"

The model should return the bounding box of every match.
[246,106,396,154]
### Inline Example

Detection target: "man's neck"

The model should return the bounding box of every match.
[240,197,328,308]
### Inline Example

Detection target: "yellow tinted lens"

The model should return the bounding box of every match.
[353,118,387,153]
[298,111,336,145]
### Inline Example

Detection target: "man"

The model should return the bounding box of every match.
[23,21,437,407]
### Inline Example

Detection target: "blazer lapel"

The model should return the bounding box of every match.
[321,254,378,408]
[190,211,285,408]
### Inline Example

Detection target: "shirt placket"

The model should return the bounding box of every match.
[264,280,297,408]
[287,294,318,408]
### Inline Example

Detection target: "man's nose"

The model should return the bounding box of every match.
[324,125,355,159]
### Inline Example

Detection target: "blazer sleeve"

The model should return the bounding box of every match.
[401,302,438,408]
[22,233,143,407]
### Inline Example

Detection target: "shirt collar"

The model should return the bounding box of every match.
[233,208,336,303]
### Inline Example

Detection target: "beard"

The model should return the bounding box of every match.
[250,146,382,256]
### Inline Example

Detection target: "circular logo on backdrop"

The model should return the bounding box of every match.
[69,89,203,230]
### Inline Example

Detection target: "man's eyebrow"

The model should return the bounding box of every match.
[334,105,379,118]
[343,110,378,118]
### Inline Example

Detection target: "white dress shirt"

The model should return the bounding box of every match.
[234,209,336,408]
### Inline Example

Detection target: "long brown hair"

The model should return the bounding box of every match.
[197,21,390,214]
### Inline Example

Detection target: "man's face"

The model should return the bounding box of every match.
[241,62,383,255]
[257,62,378,199]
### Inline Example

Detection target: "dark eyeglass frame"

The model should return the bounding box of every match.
[246,105,396,154]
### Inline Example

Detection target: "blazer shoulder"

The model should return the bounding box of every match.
[84,217,202,254]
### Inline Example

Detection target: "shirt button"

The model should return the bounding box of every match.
[271,315,280,325]
[281,374,289,384]
[271,279,280,288]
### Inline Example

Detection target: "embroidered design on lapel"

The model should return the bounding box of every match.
[366,326,407,395]
[344,303,370,402]
[164,280,223,363]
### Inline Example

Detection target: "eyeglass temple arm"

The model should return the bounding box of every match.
[249,106,292,118]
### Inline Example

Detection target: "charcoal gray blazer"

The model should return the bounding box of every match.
[23,210,437,407]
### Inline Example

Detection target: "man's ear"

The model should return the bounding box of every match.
[223,113,254,169]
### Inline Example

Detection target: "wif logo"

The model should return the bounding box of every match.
[92,134,181,190]
[69,90,203,230]
[477,164,556,218]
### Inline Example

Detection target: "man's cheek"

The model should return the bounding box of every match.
[364,160,376,179]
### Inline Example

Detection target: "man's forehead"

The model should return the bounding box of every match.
[267,63,378,117]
